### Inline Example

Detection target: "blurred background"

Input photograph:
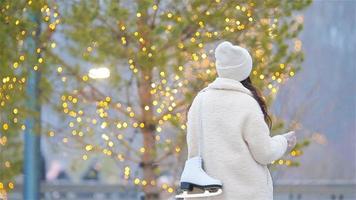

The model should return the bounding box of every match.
[0,0,355,200]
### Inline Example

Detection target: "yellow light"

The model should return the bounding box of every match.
[101,122,107,129]
[136,12,141,17]
[118,154,124,161]
[162,183,168,189]
[152,5,158,10]
[175,147,181,153]
[2,123,8,130]
[123,122,128,128]
[116,123,122,129]
[48,131,55,137]
[8,182,14,189]
[82,75,88,81]
[88,67,110,79]
[13,62,19,69]
[51,42,56,48]
[140,147,145,153]
[291,150,296,156]
[49,23,56,30]
[69,122,74,127]
[82,155,88,160]
[85,145,93,151]
[141,180,147,186]
[168,187,174,193]
[134,178,140,185]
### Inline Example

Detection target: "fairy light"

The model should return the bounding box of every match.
[88,67,110,79]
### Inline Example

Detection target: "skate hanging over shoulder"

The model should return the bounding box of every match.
[176,90,223,199]
[175,156,222,199]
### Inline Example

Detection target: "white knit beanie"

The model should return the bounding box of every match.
[214,41,253,82]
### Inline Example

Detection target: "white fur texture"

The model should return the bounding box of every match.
[186,77,288,200]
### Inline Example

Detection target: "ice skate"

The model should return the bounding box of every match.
[175,156,222,199]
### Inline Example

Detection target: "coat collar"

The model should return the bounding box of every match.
[202,77,253,97]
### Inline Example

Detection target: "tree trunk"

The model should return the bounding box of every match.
[138,69,159,199]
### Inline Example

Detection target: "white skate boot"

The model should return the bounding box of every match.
[175,156,223,199]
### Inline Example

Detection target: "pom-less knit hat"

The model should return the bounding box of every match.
[214,41,253,82]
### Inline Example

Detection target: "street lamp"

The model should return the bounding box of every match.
[88,67,110,79]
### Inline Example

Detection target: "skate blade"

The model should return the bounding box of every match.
[175,188,222,199]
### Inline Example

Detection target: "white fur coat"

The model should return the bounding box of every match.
[186,77,288,200]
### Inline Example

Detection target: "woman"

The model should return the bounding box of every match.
[185,41,297,199]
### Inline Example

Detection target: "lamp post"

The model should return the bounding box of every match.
[23,7,41,200]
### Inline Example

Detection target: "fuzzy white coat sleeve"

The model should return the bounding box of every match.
[186,94,201,159]
[243,111,288,165]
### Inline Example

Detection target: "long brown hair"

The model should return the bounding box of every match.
[186,77,272,129]
[240,77,272,129]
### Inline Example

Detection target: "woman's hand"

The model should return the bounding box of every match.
[282,131,297,152]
